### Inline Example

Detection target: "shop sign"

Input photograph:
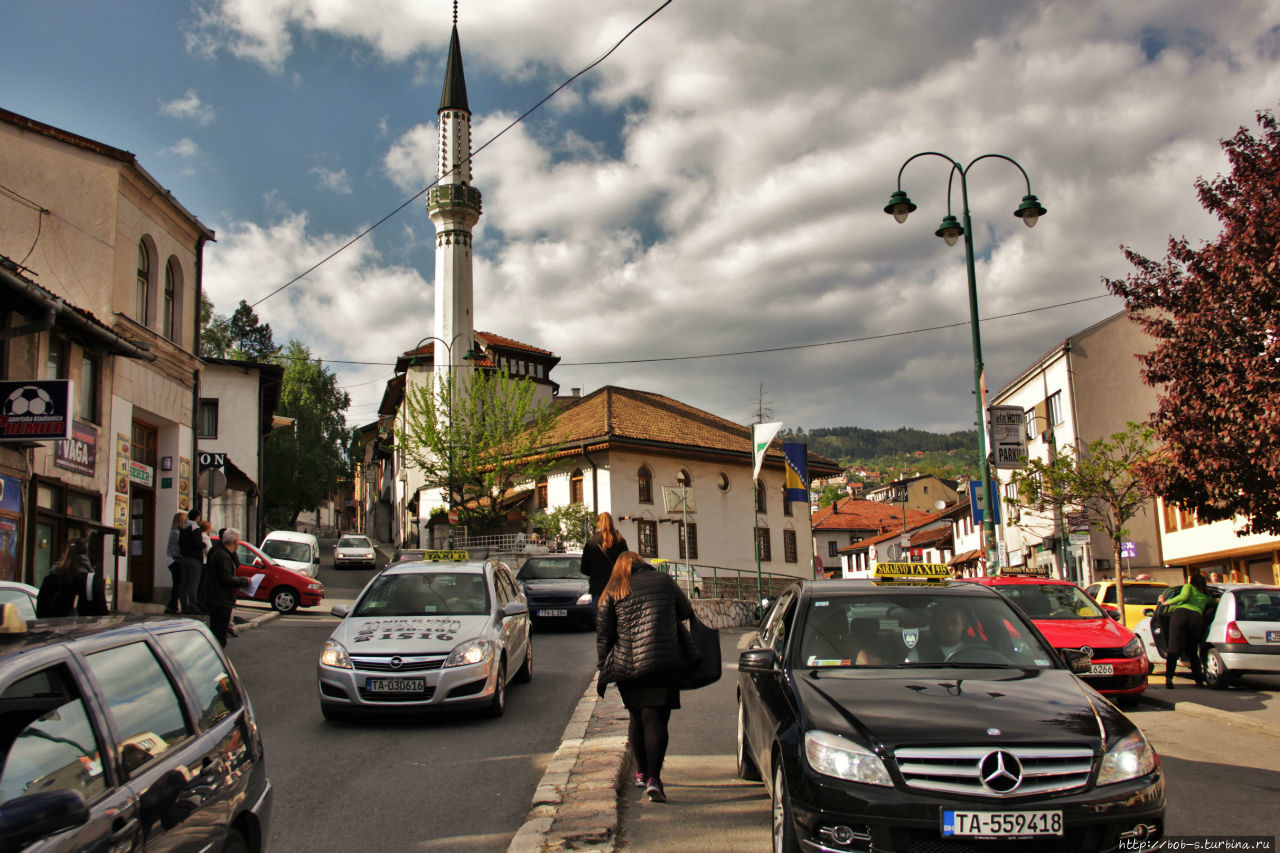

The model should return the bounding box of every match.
[0,380,73,441]
[128,460,154,488]
[54,420,97,476]
[0,473,22,514]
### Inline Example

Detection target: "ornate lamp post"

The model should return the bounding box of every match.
[885,153,1046,574]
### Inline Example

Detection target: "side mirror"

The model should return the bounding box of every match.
[502,601,529,619]
[1142,608,1154,617]
[760,598,771,611]
[1061,648,1093,674]
[739,647,779,673]
[331,604,351,618]
[253,558,264,567]
[1109,610,1122,621]
[0,790,89,848]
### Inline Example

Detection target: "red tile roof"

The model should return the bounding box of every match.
[811,497,927,532]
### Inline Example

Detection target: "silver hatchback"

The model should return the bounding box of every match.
[317,556,532,719]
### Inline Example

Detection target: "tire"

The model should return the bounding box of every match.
[222,828,250,853]
[514,640,533,684]
[771,763,800,853]
[736,696,761,781]
[485,660,507,718]
[271,586,299,614]
[320,703,353,723]
[1204,648,1236,690]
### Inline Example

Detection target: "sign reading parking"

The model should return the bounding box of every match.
[198,452,226,469]
[989,405,1028,470]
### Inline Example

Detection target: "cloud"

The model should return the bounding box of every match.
[164,138,200,159]
[310,166,352,195]
[159,90,215,125]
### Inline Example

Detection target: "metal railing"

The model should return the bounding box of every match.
[652,562,805,601]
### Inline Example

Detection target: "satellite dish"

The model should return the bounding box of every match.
[935,500,946,510]
[197,468,227,498]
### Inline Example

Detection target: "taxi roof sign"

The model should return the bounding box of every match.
[872,562,952,586]
[420,549,470,561]
[997,565,1052,578]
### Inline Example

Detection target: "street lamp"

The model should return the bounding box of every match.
[885,152,1046,574]
[409,333,475,539]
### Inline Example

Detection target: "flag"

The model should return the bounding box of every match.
[751,421,783,480]
[783,442,809,502]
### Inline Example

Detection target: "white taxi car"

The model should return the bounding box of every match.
[317,552,532,720]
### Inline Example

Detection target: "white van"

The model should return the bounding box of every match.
[260,530,322,578]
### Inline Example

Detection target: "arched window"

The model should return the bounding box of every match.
[136,240,152,326]
[755,479,767,513]
[570,469,584,504]
[163,258,179,341]
[637,466,653,503]
[676,469,692,487]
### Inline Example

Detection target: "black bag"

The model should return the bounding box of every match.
[678,613,721,690]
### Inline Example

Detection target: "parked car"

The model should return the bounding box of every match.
[517,553,593,628]
[1139,582,1280,689]
[972,573,1148,699]
[0,579,38,620]
[333,535,377,570]
[317,555,532,720]
[0,605,272,852]
[737,569,1164,852]
[653,559,702,598]
[391,548,428,563]
[215,536,324,614]
[259,530,321,579]
[1084,580,1169,630]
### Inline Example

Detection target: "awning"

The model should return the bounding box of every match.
[948,549,982,567]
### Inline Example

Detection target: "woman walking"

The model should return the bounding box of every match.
[596,551,693,803]
[164,512,185,613]
[580,512,629,608]
[1164,573,1211,688]
[36,539,108,617]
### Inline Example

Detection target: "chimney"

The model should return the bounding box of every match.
[571,387,581,398]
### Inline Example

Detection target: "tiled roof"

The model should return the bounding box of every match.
[909,525,952,548]
[476,331,553,356]
[396,331,551,372]
[811,497,927,532]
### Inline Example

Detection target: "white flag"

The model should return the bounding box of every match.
[751,421,784,480]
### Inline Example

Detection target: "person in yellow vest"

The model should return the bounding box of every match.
[1163,573,1210,689]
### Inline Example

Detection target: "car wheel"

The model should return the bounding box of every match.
[514,641,533,683]
[771,763,800,853]
[271,586,299,614]
[320,703,353,723]
[1204,648,1236,690]
[736,696,761,781]
[485,660,507,718]
[222,828,250,853]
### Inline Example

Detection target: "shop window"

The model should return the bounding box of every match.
[66,492,98,521]
[783,529,798,563]
[637,466,653,504]
[569,469,583,504]
[637,519,657,557]
[198,399,219,439]
[678,522,698,560]
[755,527,772,562]
[79,353,99,423]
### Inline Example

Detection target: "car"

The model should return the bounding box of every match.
[215,536,325,614]
[391,548,428,563]
[0,604,272,852]
[333,534,377,570]
[0,579,38,620]
[736,565,1165,853]
[653,559,703,598]
[517,553,593,628]
[258,530,321,579]
[1141,582,1280,689]
[972,572,1148,699]
[316,552,532,720]
[1084,580,1169,630]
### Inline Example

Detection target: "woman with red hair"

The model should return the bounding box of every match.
[580,511,629,609]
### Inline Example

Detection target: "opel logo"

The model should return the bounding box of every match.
[389,656,403,670]
[979,750,1023,793]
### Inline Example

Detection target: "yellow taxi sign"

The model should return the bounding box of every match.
[421,550,470,561]
[874,562,950,578]
[997,565,1052,578]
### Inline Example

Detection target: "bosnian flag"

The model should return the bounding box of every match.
[783,442,809,502]
[752,422,783,480]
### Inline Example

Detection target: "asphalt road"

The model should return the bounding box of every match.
[227,543,599,852]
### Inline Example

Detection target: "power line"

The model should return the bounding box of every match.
[248,0,673,309]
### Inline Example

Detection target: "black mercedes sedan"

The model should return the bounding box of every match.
[737,576,1164,853]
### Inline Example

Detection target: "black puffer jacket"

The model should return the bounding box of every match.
[596,564,693,683]
[580,533,629,600]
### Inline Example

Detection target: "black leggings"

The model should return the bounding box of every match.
[628,707,672,780]
[1165,607,1204,683]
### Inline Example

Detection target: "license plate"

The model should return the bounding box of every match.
[1267,631,1279,643]
[537,609,568,617]
[1089,663,1114,675]
[365,678,426,693]
[942,810,1062,838]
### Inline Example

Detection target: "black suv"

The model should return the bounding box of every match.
[0,606,272,852]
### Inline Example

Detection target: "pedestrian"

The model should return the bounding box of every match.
[164,512,185,613]
[177,509,205,614]
[580,512,629,608]
[201,527,250,647]
[1163,573,1210,689]
[35,539,108,617]
[596,550,693,804]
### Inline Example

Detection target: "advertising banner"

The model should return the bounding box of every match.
[54,420,97,476]
[0,380,73,441]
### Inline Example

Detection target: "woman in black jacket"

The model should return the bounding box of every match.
[596,551,693,803]
[36,539,108,617]
[580,512,628,607]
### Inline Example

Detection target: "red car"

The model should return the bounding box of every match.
[970,573,1148,699]
[213,536,325,614]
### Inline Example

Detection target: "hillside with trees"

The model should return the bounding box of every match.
[782,425,980,483]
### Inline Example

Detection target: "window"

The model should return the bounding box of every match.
[569,469,584,504]
[163,258,178,341]
[678,522,698,560]
[46,336,67,379]
[79,353,99,423]
[536,478,548,509]
[1024,409,1037,440]
[637,519,657,557]
[783,489,793,517]
[157,630,241,729]
[755,526,772,562]
[717,472,730,492]
[1178,505,1196,529]
[755,480,767,513]
[136,240,152,326]
[196,399,218,439]
[828,541,838,558]
[132,421,157,467]
[1163,501,1179,533]
[676,469,691,487]
[783,529,798,563]
[638,466,653,504]
[85,642,190,775]
[0,666,107,806]
[1047,391,1063,426]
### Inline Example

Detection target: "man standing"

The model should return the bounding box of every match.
[178,509,205,614]
[202,528,250,647]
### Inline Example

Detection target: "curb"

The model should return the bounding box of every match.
[1137,692,1280,740]
[237,609,280,631]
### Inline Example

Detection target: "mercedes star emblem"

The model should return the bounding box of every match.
[979,750,1023,794]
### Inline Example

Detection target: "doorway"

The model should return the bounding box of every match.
[128,489,155,601]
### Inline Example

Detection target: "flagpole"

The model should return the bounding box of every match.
[750,421,783,611]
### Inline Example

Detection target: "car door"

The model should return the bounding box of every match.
[493,567,528,677]
[742,589,798,775]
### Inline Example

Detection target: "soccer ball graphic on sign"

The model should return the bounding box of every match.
[5,386,55,417]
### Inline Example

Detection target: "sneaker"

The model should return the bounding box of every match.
[645,777,666,803]
[633,771,646,788]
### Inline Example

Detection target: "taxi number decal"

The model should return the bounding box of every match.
[354,632,454,642]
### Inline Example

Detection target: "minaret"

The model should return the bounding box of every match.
[428,7,482,377]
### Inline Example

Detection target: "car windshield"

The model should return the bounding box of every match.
[394,550,426,563]
[798,594,1055,669]
[338,537,371,549]
[0,588,35,620]
[1119,585,1167,606]
[991,583,1105,620]
[519,557,582,580]
[355,572,490,616]
[262,541,312,563]
[1234,589,1280,621]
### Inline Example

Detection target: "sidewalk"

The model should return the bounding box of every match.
[1138,671,1280,739]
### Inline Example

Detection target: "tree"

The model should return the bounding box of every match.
[199,293,232,358]
[397,369,563,534]
[262,340,352,529]
[1105,105,1280,535]
[1006,422,1158,615]
[533,502,595,548]
[816,484,844,507]
[199,296,278,361]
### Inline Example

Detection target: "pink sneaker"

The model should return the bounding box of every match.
[633,771,646,788]
[645,777,666,803]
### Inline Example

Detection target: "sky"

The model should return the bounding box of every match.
[3,1,1279,435]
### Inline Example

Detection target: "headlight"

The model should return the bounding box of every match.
[1121,635,1144,659]
[445,638,492,667]
[803,730,892,786]
[320,640,352,670]
[364,552,374,558]
[1098,731,1157,785]
[576,592,593,605]
[308,583,323,591]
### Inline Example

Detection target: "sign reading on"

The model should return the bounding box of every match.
[989,405,1028,470]
[198,451,227,469]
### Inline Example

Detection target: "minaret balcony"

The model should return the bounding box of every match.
[428,184,483,215]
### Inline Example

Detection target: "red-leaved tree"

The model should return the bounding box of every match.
[1105,106,1280,535]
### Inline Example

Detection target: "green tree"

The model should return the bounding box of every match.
[533,503,595,548]
[398,369,563,534]
[816,484,844,508]
[199,296,278,361]
[1006,422,1157,615]
[262,340,352,529]
[199,293,232,358]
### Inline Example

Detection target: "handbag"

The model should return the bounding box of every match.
[678,613,721,690]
